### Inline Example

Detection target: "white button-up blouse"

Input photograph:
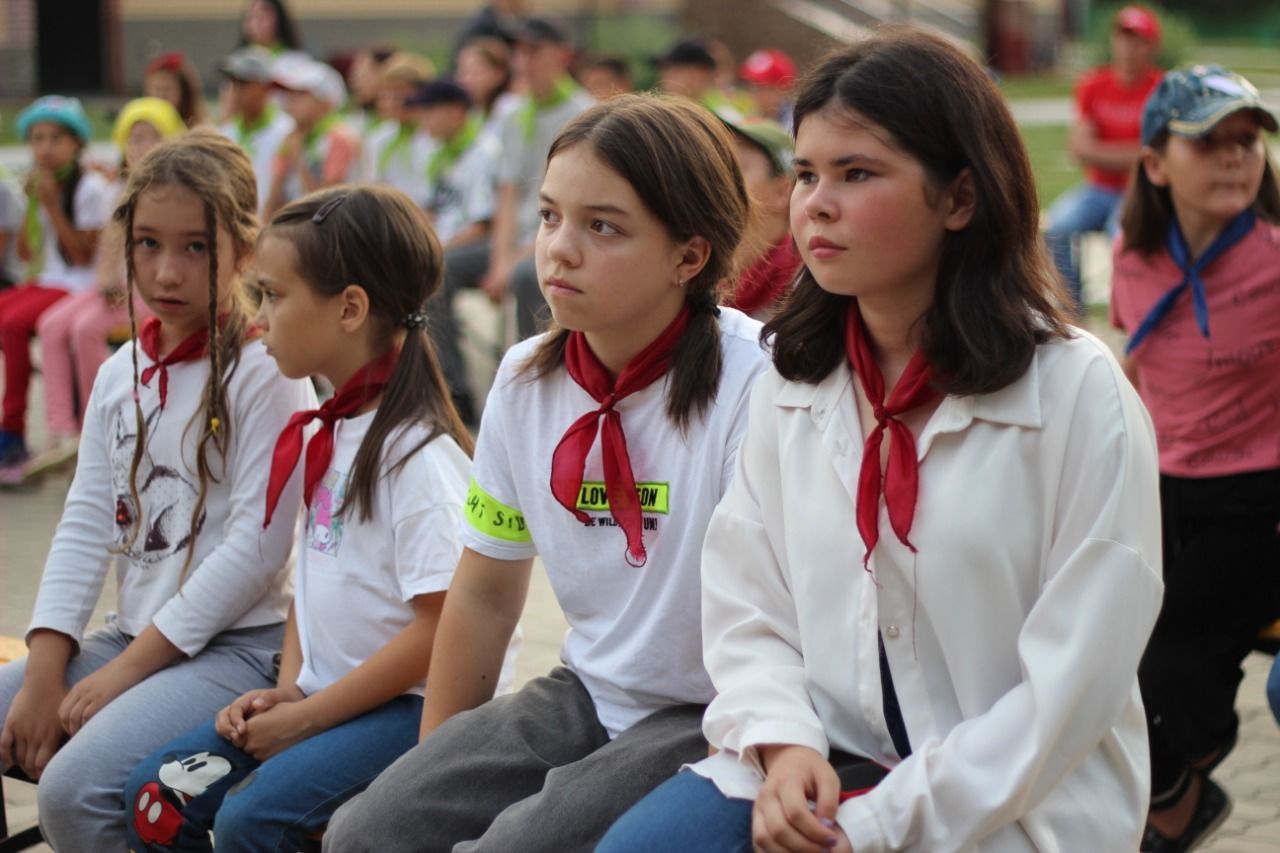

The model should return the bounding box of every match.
[693,331,1164,852]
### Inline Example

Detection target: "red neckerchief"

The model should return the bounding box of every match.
[262,348,398,528]
[550,307,690,567]
[728,238,802,315]
[845,303,937,567]
[138,317,209,409]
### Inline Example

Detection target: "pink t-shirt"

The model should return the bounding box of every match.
[1075,67,1162,191]
[1110,219,1280,477]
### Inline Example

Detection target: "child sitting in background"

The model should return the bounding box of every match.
[719,113,800,321]
[25,97,185,481]
[265,56,360,218]
[0,96,112,475]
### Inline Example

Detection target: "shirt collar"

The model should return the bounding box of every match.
[773,347,1043,433]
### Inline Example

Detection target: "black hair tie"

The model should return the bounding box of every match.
[402,310,429,330]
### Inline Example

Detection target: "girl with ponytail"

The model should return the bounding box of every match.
[324,93,770,853]
[0,129,311,851]
[124,184,493,851]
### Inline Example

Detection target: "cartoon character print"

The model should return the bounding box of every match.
[132,751,233,847]
[307,468,347,556]
[111,404,207,566]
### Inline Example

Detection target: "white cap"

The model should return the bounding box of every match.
[272,55,347,108]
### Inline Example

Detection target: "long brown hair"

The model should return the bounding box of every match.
[263,186,472,521]
[766,28,1071,394]
[113,129,260,577]
[518,94,751,430]
[1120,127,1280,255]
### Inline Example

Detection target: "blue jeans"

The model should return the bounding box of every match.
[1044,182,1124,308]
[123,694,423,853]
[597,770,754,853]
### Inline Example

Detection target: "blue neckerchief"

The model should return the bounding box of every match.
[1125,209,1256,354]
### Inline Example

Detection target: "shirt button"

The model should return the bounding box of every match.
[886,625,900,639]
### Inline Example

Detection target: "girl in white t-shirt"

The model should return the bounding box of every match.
[602,29,1164,853]
[323,94,771,853]
[0,96,112,471]
[124,184,483,852]
[0,130,312,852]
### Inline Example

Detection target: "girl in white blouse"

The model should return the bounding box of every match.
[601,28,1164,853]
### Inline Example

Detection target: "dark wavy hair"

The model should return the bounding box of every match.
[766,28,1071,393]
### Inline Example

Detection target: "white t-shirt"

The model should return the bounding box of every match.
[425,131,500,245]
[28,338,315,655]
[35,168,112,292]
[461,307,769,737]
[294,412,516,697]
[218,105,296,216]
[362,122,436,208]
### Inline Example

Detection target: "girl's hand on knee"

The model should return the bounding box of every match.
[57,666,134,736]
[216,685,303,746]
[0,681,67,780]
[752,744,842,853]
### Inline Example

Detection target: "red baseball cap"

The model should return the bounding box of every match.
[1114,6,1161,43]
[739,49,796,88]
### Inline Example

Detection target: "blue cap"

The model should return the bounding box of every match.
[1141,65,1278,146]
[17,95,93,144]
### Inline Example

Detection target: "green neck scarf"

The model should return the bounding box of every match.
[516,77,579,142]
[377,121,418,176]
[427,115,483,185]
[23,163,75,279]
[234,102,278,154]
[303,113,342,166]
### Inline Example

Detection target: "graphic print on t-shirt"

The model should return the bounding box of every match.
[110,405,206,566]
[307,468,348,556]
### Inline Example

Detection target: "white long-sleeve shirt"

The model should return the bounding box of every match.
[29,339,314,656]
[692,330,1164,852]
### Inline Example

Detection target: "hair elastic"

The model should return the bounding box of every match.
[312,194,347,224]
[402,310,429,330]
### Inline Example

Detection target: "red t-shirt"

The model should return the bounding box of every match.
[1075,67,1163,191]
[1110,220,1280,477]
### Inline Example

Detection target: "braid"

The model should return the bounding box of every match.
[117,201,148,557]
[177,201,223,582]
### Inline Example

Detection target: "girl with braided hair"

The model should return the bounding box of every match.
[0,128,312,851]
[124,184,488,851]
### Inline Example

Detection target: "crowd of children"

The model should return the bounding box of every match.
[0,3,1277,852]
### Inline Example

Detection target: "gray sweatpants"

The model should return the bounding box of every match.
[0,620,281,852]
[323,667,708,853]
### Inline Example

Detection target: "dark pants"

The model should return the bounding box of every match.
[323,667,708,853]
[1139,469,1280,806]
[428,241,548,421]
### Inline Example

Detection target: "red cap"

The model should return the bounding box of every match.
[739,48,796,88]
[1114,6,1161,43]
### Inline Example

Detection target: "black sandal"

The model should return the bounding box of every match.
[1141,777,1232,853]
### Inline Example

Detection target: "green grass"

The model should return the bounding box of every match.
[997,75,1076,101]
[1018,123,1076,207]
